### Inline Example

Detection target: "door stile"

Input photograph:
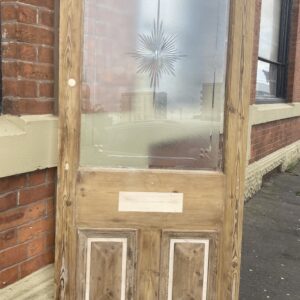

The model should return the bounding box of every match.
[219,0,256,299]
[55,0,83,299]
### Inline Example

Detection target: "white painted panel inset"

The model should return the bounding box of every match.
[119,192,183,213]
[85,238,127,300]
[167,239,210,300]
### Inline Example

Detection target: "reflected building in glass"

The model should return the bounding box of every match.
[80,0,229,170]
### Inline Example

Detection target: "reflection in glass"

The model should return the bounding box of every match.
[80,0,229,170]
[259,0,282,61]
[256,60,278,98]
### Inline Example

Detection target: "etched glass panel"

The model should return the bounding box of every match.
[80,0,229,170]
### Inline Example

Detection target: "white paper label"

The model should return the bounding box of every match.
[118,192,183,213]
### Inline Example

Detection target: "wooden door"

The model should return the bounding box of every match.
[55,0,255,299]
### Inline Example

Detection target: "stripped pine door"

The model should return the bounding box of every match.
[55,0,255,299]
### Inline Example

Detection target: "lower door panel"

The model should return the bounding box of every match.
[77,229,218,300]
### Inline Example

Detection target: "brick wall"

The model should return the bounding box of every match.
[251,0,300,103]
[1,0,55,114]
[0,0,57,287]
[250,0,262,105]
[288,0,300,102]
[250,117,300,163]
[250,0,300,163]
[0,169,56,288]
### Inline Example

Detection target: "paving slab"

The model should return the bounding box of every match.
[0,265,54,300]
[240,162,300,300]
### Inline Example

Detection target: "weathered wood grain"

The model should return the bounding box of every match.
[220,0,256,299]
[137,230,161,300]
[172,242,205,299]
[55,0,83,298]
[77,229,137,300]
[76,170,224,229]
[56,0,255,298]
[159,231,218,300]
[90,242,123,299]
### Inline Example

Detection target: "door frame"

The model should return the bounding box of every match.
[54,0,255,299]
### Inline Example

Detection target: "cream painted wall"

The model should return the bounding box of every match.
[0,115,58,178]
[250,103,300,125]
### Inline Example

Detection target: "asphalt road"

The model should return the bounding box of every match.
[240,162,300,300]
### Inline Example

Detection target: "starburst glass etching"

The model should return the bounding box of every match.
[131,0,185,90]
[81,0,230,170]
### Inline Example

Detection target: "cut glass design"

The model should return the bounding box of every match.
[131,0,185,90]
[80,0,230,170]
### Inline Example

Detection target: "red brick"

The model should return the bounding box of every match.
[0,192,18,212]
[17,44,37,61]
[39,10,54,27]
[39,82,54,97]
[2,98,54,115]
[250,117,300,162]
[20,249,54,278]
[1,5,17,22]
[287,1,300,101]
[0,229,18,251]
[2,62,18,77]
[0,174,26,194]
[1,23,17,41]
[18,62,54,80]
[2,79,18,96]
[17,80,38,98]
[18,0,54,10]
[16,24,54,45]
[27,170,47,186]
[250,0,262,104]
[0,244,27,270]
[46,168,57,183]
[0,265,19,288]
[17,5,37,24]
[27,236,45,257]
[46,198,55,215]
[19,183,55,205]
[0,201,47,232]
[38,46,53,64]
[18,216,54,243]
[45,231,55,249]
[3,80,37,99]
[0,0,56,283]
[1,0,56,116]
[2,42,17,59]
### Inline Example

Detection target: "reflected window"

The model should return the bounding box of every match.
[256,0,292,102]
[80,0,230,170]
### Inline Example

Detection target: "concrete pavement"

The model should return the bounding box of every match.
[240,162,300,300]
